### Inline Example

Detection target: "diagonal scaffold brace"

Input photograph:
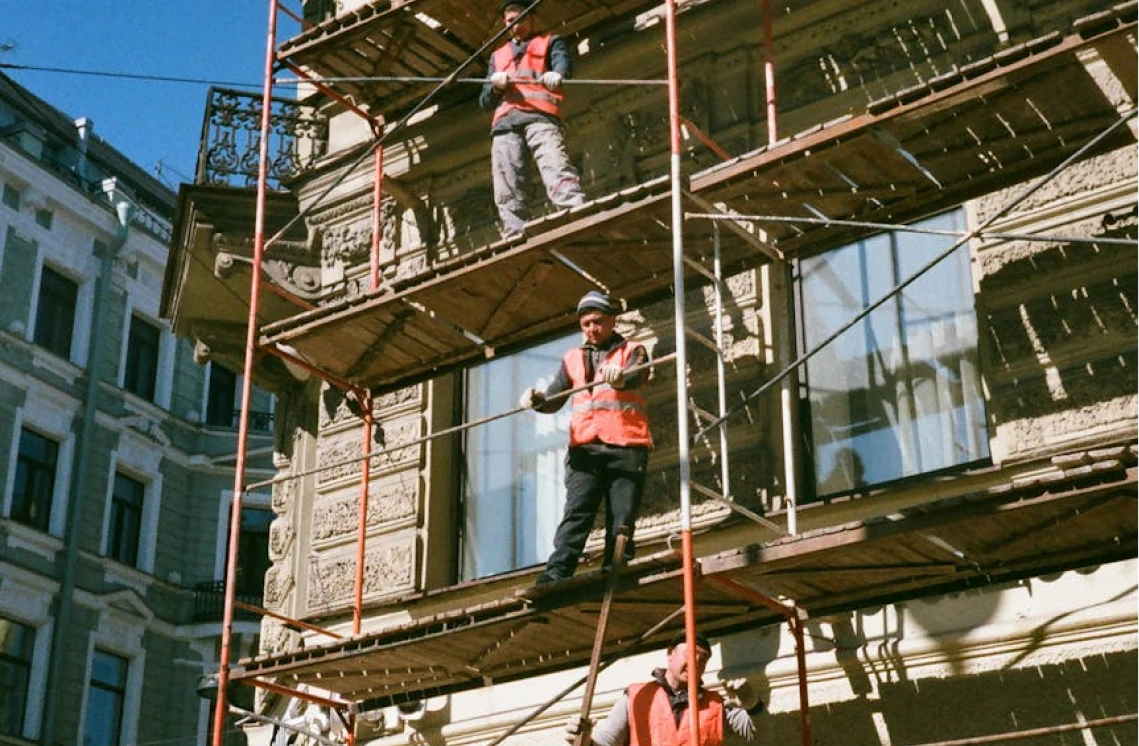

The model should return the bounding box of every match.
[569,527,630,746]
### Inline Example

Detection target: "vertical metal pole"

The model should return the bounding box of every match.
[353,391,374,635]
[762,0,777,141]
[211,0,278,742]
[761,0,800,536]
[663,1,700,744]
[791,614,813,746]
[712,224,729,495]
[370,140,384,292]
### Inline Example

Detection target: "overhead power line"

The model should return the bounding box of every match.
[0,61,264,89]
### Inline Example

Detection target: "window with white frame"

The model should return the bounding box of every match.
[123,315,160,401]
[107,473,144,568]
[1,183,19,211]
[82,649,128,746]
[798,209,989,497]
[0,617,34,737]
[10,427,59,532]
[33,265,78,360]
[461,333,574,581]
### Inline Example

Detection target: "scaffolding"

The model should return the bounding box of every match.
[188,1,1139,744]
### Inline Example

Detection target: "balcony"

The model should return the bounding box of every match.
[193,580,263,623]
[195,86,328,190]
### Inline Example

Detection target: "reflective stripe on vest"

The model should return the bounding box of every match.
[563,341,652,448]
[626,682,725,746]
[491,34,564,126]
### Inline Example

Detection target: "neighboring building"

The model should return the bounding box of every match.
[0,73,276,745]
[164,1,1136,745]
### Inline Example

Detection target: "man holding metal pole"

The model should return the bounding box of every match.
[480,0,586,239]
[519,291,651,591]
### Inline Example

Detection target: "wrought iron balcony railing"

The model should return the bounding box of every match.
[193,580,263,623]
[196,86,328,190]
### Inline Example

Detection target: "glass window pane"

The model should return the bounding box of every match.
[11,428,59,532]
[124,317,160,401]
[0,618,34,736]
[801,210,989,496]
[34,266,78,359]
[462,335,573,580]
[84,651,126,746]
[109,474,144,567]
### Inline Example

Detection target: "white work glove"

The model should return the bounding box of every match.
[519,386,546,410]
[491,71,509,90]
[722,676,761,711]
[541,71,564,90]
[598,365,626,389]
[564,716,593,745]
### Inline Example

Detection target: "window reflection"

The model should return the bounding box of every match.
[462,334,574,580]
[800,210,989,496]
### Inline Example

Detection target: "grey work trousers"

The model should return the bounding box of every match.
[491,120,585,236]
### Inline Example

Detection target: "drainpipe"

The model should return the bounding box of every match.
[40,197,135,746]
[74,118,93,186]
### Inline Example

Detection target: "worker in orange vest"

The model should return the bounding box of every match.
[568,632,763,745]
[519,291,651,589]
[479,0,586,240]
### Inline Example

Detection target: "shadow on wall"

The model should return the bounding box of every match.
[980,209,1138,431]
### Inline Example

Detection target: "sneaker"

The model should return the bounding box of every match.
[501,228,527,242]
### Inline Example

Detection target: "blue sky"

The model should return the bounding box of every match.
[2,1,301,191]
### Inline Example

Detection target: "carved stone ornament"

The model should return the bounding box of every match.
[311,476,419,544]
[305,540,416,611]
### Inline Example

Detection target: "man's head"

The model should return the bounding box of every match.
[576,291,618,347]
[664,631,712,690]
[501,1,535,41]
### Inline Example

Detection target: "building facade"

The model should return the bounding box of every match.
[0,73,276,745]
[164,0,1136,744]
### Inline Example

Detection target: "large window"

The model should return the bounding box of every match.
[0,618,34,737]
[123,315,160,401]
[83,650,127,746]
[34,265,78,359]
[462,335,573,580]
[108,473,144,567]
[799,210,989,497]
[11,427,59,532]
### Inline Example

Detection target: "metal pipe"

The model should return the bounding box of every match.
[370,142,384,291]
[275,74,668,86]
[245,353,678,491]
[211,0,279,742]
[353,391,373,635]
[663,0,700,739]
[779,261,800,536]
[789,614,812,746]
[226,704,338,746]
[39,198,134,746]
[682,212,1138,246]
[232,600,343,639]
[903,714,1137,746]
[762,0,777,141]
[712,225,730,500]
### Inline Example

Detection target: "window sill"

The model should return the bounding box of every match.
[3,520,63,562]
[101,559,155,596]
[30,345,82,384]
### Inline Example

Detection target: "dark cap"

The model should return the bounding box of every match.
[668,631,711,652]
[501,0,527,14]
[576,290,618,317]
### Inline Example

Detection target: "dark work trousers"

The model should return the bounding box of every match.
[542,443,649,581]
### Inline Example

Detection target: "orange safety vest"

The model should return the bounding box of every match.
[491,34,564,126]
[563,341,652,448]
[627,681,725,746]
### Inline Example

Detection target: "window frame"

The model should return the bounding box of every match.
[106,472,144,568]
[81,648,128,746]
[32,263,79,361]
[795,208,991,500]
[9,426,60,534]
[0,617,35,738]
